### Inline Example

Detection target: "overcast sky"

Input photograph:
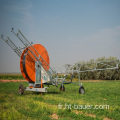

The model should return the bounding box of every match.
[0,0,120,73]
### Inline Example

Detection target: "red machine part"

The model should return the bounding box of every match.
[20,44,50,83]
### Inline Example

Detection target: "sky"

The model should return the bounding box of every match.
[0,0,120,73]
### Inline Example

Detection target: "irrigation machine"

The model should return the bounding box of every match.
[1,28,119,95]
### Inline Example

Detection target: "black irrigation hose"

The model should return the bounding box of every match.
[44,83,52,85]
[22,51,31,81]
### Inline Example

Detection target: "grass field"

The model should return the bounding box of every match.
[0,80,120,120]
[0,74,24,80]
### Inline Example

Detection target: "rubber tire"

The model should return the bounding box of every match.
[19,84,24,95]
[79,86,85,94]
[60,85,65,91]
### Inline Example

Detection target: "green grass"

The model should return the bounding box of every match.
[0,74,24,80]
[0,80,120,120]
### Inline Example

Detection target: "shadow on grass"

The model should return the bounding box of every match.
[47,91,61,94]
[22,91,61,96]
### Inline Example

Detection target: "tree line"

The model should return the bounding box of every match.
[72,56,120,80]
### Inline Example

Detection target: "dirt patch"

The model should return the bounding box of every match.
[81,80,106,82]
[0,80,26,83]
[72,79,112,82]
[86,113,96,118]
[75,110,79,114]
[74,110,112,119]
[74,110,96,118]
[104,98,107,100]
[80,80,120,82]
[103,117,112,120]
[51,113,58,119]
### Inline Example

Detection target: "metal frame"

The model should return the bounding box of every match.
[1,28,68,93]
[1,28,119,94]
[65,59,119,86]
[25,87,47,92]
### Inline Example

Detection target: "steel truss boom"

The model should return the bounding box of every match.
[65,59,119,86]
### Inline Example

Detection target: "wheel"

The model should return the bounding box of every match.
[19,84,24,95]
[60,85,65,91]
[79,86,85,94]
